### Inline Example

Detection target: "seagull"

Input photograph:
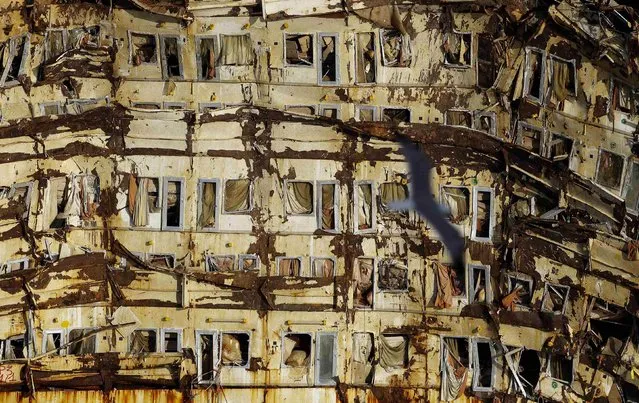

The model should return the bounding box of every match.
[389,137,466,273]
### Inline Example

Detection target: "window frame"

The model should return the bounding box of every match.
[381,107,411,123]
[354,256,377,309]
[440,185,470,223]
[354,31,377,85]
[67,327,98,355]
[506,272,534,308]
[219,331,251,368]
[376,258,409,293]
[39,101,64,117]
[515,121,544,155]
[0,334,29,360]
[284,179,315,217]
[545,353,574,385]
[128,31,159,67]
[195,35,220,82]
[623,160,639,213]
[471,338,496,392]
[353,180,377,234]
[280,331,313,369]
[0,258,29,275]
[276,256,305,277]
[218,34,253,66]
[195,329,218,384]
[283,33,315,68]
[317,33,339,85]
[204,254,236,273]
[128,328,159,353]
[548,54,577,100]
[444,108,473,128]
[162,101,187,110]
[199,102,223,113]
[474,111,497,137]
[238,254,260,272]
[161,177,185,231]
[42,329,66,356]
[131,101,162,110]
[443,31,473,69]
[468,264,491,304]
[379,29,412,68]
[316,180,340,232]
[310,256,337,278]
[595,147,627,192]
[315,331,338,385]
[146,252,176,269]
[318,104,341,119]
[471,186,495,242]
[44,29,68,62]
[159,328,182,353]
[0,34,30,88]
[355,105,379,122]
[222,178,253,214]
[197,178,221,232]
[541,283,570,315]
[440,336,471,373]
[523,47,547,104]
[10,181,33,220]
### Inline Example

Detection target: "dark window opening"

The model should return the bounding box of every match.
[2,336,25,359]
[475,113,495,135]
[199,333,215,382]
[222,333,249,366]
[354,258,374,308]
[133,102,161,110]
[165,180,182,228]
[357,107,376,122]
[477,34,496,88]
[442,187,470,223]
[377,259,408,291]
[525,49,544,100]
[320,107,338,119]
[446,110,472,127]
[198,38,216,80]
[46,30,65,61]
[519,349,541,395]
[320,35,337,83]
[588,299,634,356]
[356,33,376,83]
[162,37,181,78]
[596,149,625,190]
[131,33,157,65]
[382,108,410,123]
[68,329,96,355]
[319,183,337,231]
[613,81,638,114]
[547,134,573,164]
[470,266,489,303]
[8,36,26,81]
[474,190,492,239]
[286,105,315,116]
[130,330,157,353]
[162,331,179,352]
[283,333,312,367]
[548,354,573,383]
[474,341,493,389]
[44,332,63,355]
[285,34,313,66]
[443,32,471,66]
[444,337,469,367]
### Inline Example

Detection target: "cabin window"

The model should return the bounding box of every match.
[0,34,29,87]
[319,34,338,85]
[219,34,253,66]
[40,102,63,116]
[285,105,315,115]
[505,273,534,308]
[163,101,186,110]
[541,283,570,314]
[352,333,374,384]
[67,99,99,114]
[354,258,374,308]
[319,105,339,119]
[285,34,314,66]
[68,26,100,48]
[132,102,161,110]
[67,328,96,355]
[1,335,26,360]
[129,176,161,227]
[199,103,222,113]
[198,180,219,230]
[441,186,470,223]
[282,333,312,368]
[516,123,543,154]
[612,80,638,114]
[43,330,65,356]
[45,30,66,61]
[472,340,495,391]
[596,149,625,190]
[549,56,576,103]
[469,265,490,303]
[312,257,335,278]
[197,36,218,80]
[355,32,376,84]
[547,354,573,384]
[238,254,259,271]
[624,161,639,212]
[443,32,471,67]
[472,188,493,241]
[48,175,100,228]
[130,33,157,65]
[315,332,337,385]
[505,347,540,398]
[160,329,181,353]
[377,259,408,292]
[588,299,634,356]
[285,181,314,215]
[278,257,303,276]
[223,179,251,213]
[318,182,339,231]
[2,182,32,220]
[547,133,573,164]
[205,255,235,272]
[146,253,176,269]
[380,29,411,67]
[162,178,184,230]
[523,48,546,102]
[378,334,408,370]
[221,332,250,367]
[441,337,470,400]
[130,329,157,353]
[196,331,216,383]
[445,109,472,127]
[355,182,375,232]
[0,258,29,275]
[475,112,496,136]
[477,34,497,88]
[382,108,410,123]
[379,181,409,214]
[355,105,377,122]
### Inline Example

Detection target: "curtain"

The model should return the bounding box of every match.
[314,259,334,277]
[287,182,313,214]
[131,330,155,353]
[242,257,258,270]
[219,35,253,66]
[45,333,60,354]
[200,38,216,79]
[225,179,250,212]
[358,184,373,230]
[352,333,374,384]
[283,335,309,367]
[379,335,406,369]
[81,175,99,218]
[353,258,374,307]
[380,183,408,206]
[199,182,216,227]
[321,184,335,230]
[552,61,570,102]
[279,258,300,276]
[442,188,468,222]
[221,334,243,364]
[447,111,472,127]
[133,178,149,227]
[47,31,65,60]
[440,339,469,401]
[68,329,96,355]
[59,175,82,224]
[356,33,375,83]
[435,262,457,308]
[208,256,234,272]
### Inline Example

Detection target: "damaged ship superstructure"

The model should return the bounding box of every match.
[1,0,639,401]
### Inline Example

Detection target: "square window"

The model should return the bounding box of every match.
[445,110,472,127]
[68,26,100,48]
[355,32,376,84]
[443,32,471,67]
[130,33,157,65]
[613,80,638,114]
[129,329,157,353]
[163,102,186,110]
[285,181,314,215]
[379,181,409,213]
[516,123,543,154]
[319,34,338,84]
[312,257,335,278]
[161,329,181,353]
[224,179,251,213]
[68,328,96,355]
[505,274,534,307]
[43,330,65,356]
[382,108,410,123]
[377,259,408,292]
[474,112,496,136]
[130,177,161,227]
[354,258,374,308]
[197,37,218,80]
[238,254,259,271]
[205,255,235,272]
[378,334,408,369]
[1,259,29,275]
[547,133,573,164]
[147,253,175,269]
[541,283,569,314]
[285,34,314,66]
[282,333,312,368]
[315,332,337,384]
[219,34,253,66]
[221,332,249,367]
[596,149,625,190]
[2,335,26,359]
[278,257,302,276]
[319,105,339,119]
[40,102,63,116]
[547,354,573,384]
[355,105,377,122]
[441,186,470,223]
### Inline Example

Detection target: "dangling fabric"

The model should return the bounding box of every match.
[435,262,454,309]
[133,178,149,227]
[358,184,373,229]
[353,259,374,307]
[279,258,300,276]
[287,182,313,214]
[199,182,216,227]
[380,182,408,207]
[221,334,243,364]
[379,335,406,369]
[552,61,570,102]
[314,259,334,277]
[128,174,138,216]
[440,340,468,401]
[321,184,335,229]
[225,180,250,212]
[218,35,253,66]
[59,175,82,225]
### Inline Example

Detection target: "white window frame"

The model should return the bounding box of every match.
[472,338,496,392]
[506,272,534,308]
[318,104,341,119]
[440,336,471,373]
[238,254,260,271]
[548,54,577,100]
[444,108,473,128]
[131,101,162,110]
[39,101,64,117]
[222,178,253,214]
[0,258,29,275]
[159,328,182,353]
[159,34,184,80]
[197,179,220,231]
[283,33,315,68]
[541,283,570,314]
[199,102,223,113]
[284,179,315,217]
[42,329,66,356]
[315,331,338,385]
[162,101,187,110]
[67,327,98,355]
[317,33,339,85]
[545,353,574,385]
[316,180,340,232]
[310,256,336,278]
[440,185,470,223]
[354,105,379,122]
[515,121,544,156]
[204,254,236,272]
[474,111,497,136]
[468,264,491,303]
[354,32,377,85]
[196,330,218,384]
[281,331,313,369]
[379,29,412,68]
[355,256,377,309]
[377,258,409,293]
[284,105,316,116]
[523,47,547,104]
[128,31,159,66]
[0,34,30,88]
[195,35,219,81]
[219,331,251,368]
[44,29,68,62]
[146,253,177,269]
[0,334,29,360]
[161,177,185,231]
[276,256,305,277]
[443,31,472,69]
[595,147,627,193]
[353,180,377,234]
[471,187,495,242]
[623,160,639,213]
[381,107,411,123]
[128,328,159,353]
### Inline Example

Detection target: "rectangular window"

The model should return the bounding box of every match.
[319,105,340,119]
[129,329,157,353]
[547,133,573,164]
[285,105,315,116]
[523,48,546,102]
[0,258,29,275]
[505,347,540,398]
[205,255,235,272]
[351,333,374,384]
[468,265,490,303]
[378,334,409,370]
[67,328,97,355]
[472,339,495,391]
[379,180,409,214]
[40,102,63,116]
[472,188,493,241]
[285,34,314,66]
[474,112,496,136]
[382,108,410,123]
[505,273,534,308]
[68,26,100,48]
[196,331,216,383]
[541,283,570,314]
[146,253,176,269]
[45,29,67,62]
[163,101,186,110]
[198,179,219,230]
[196,36,218,80]
[355,32,376,84]
[312,257,335,278]
[318,33,338,85]
[441,337,470,391]
[477,34,496,88]
[445,109,472,127]
[238,254,259,271]
[547,354,573,384]
[377,259,408,292]
[549,56,576,103]
[219,34,253,66]
[380,29,411,67]
[318,181,338,231]
[221,332,250,367]
[612,80,638,114]
[1,335,26,360]
[516,123,543,154]
[354,258,374,308]
[285,180,314,215]
[223,179,251,213]
[67,99,99,115]
[443,32,471,67]
[315,332,337,385]
[160,329,181,353]
[42,330,65,356]
[129,176,161,227]
[130,32,157,65]
[277,257,303,276]
[8,182,33,220]
[0,34,29,87]
[199,102,222,113]
[624,161,639,212]
[355,105,377,122]
[132,102,161,110]
[355,181,375,232]
[162,178,184,230]
[434,262,465,305]
[282,333,312,368]
[596,149,625,190]
[441,186,470,223]
[47,175,99,228]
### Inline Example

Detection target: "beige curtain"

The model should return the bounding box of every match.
[552,61,570,102]
[380,183,408,206]
[442,188,468,223]
[59,175,82,221]
[356,33,375,83]
[441,339,469,401]
[279,258,300,276]
[68,329,96,355]
[219,35,253,66]
[435,262,454,308]
[357,184,373,230]
[379,335,406,369]
[133,178,149,227]
[130,330,155,353]
[283,335,310,367]
[221,334,243,365]
[81,175,99,218]
[286,182,313,214]
[321,184,335,230]
[199,182,216,228]
[313,259,334,277]
[200,38,216,79]
[225,179,250,212]
[353,258,373,307]
[45,333,60,354]
[352,333,374,384]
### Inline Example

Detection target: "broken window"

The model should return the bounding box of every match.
[40,102,63,116]
[434,261,465,308]
[354,258,374,308]
[160,329,181,353]
[355,32,376,84]
[312,257,335,278]
[129,176,161,227]
[523,48,545,102]
[474,112,496,136]
[441,186,470,223]
[1,335,26,360]
[588,298,634,355]
[198,180,218,230]
[379,181,409,214]
[596,149,625,190]
[612,80,638,114]
[355,182,375,232]
[443,32,471,67]
[378,259,408,292]
[160,36,182,79]
[285,34,314,66]
[132,102,161,110]
[546,133,573,164]
[549,56,576,103]
[469,265,490,303]
[205,255,235,272]
[355,105,377,122]
[286,181,314,215]
[197,332,216,383]
[2,182,32,220]
[516,123,543,154]
[285,105,315,116]
[67,99,99,115]
[445,110,472,127]
[477,34,497,89]
[315,332,337,384]
[130,33,157,65]
[48,174,100,228]
[221,332,249,367]
[42,330,65,356]
[278,257,302,276]
[472,188,493,241]
[68,26,100,49]
[624,161,639,212]
[318,182,338,231]
[238,254,259,271]
[319,105,339,119]
[224,179,251,213]
[282,333,312,368]
[504,273,533,308]
[162,178,184,230]
[0,34,29,87]
[0,258,29,275]
[546,354,573,384]
[541,283,569,314]
[199,103,222,113]
[319,34,338,84]
[219,34,253,66]
[382,108,410,123]
[147,253,176,269]
[506,347,540,398]
[379,334,408,370]
[352,333,374,384]
[441,337,470,401]
[472,339,494,391]
[380,29,411,67]
[129,329,157,353]
[67,328,96,355]
[163,102,186,110]
[45,30,66,61]
[197,36,217,80]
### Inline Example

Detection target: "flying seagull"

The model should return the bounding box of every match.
[389,137,466,273]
